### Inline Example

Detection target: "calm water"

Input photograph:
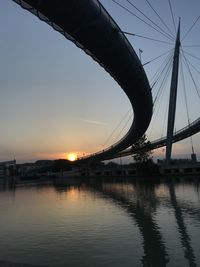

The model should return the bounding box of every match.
[0,178,200,266]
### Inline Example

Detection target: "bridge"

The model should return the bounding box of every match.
[13,0,152,161]
[114,116,200,159]
[12,0,199,162]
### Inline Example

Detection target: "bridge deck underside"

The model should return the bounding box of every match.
[13,0,153,162]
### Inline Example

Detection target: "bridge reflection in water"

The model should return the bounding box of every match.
[1,179,200,266]
[87,179,198,267]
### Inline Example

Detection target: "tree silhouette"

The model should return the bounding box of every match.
[132,134,152,163]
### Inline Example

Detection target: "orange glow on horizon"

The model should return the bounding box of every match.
[67,153,78,161]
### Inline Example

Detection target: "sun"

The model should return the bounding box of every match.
[67,153,78,162]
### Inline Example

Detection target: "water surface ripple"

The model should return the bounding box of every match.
[0,178,200,266]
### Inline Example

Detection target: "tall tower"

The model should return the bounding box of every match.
[166,20,181,162]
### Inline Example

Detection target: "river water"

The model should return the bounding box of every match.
[0,178,200,267]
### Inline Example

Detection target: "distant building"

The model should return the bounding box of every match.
[158,154,200,175]
[18,160,53,176]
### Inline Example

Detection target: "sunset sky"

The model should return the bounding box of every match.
[0,0,200,163]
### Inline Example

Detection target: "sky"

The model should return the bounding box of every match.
[0,0,200,163]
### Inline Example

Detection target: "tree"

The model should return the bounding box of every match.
[132,134,152,163]
[53,159,72,172]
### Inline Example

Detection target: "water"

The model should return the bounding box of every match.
[0,178,200,266]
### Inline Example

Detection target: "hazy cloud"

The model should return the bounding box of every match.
[81,119,107,126]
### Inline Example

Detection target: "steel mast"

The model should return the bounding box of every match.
[166,20,181,162]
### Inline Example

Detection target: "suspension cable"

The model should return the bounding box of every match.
[145,0,175,38]
[168,0,176,34]
[152,55,173,115]
[123,31,173,45]
[182,51,200,75]
[180,57,190,125]
[112,113,133,144]
[186,60,200,76]
[183,51,200,62]
[102,109,132,148]
[148,54,173,138]
[179,56,195,154]
[181,49,200,99]
[111,0,174,41]
[150,51,172,85]
[183,45,200,48]
[143,48,173,66]
[181,51,200,155]
[150,54,172,101]
[153,54,173,108]
[150,50,173,95]
[126,0,174,40]
[182,15,200,41]
[161,102,169,138]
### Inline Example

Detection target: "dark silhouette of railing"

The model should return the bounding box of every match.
[115,116,200,159]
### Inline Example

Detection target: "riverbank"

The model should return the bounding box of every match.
[1,173,200,190]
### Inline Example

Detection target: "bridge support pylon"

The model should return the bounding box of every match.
[166,20,181,162]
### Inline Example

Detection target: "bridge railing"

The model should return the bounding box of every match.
[151,116,200,146]
[78,116,200,160]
